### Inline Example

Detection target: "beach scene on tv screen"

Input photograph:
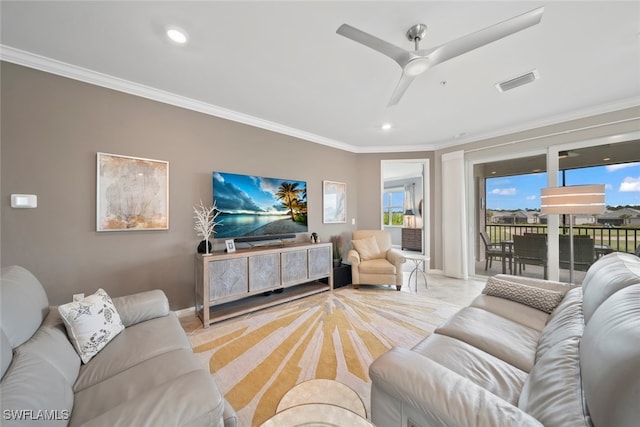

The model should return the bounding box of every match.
[213,172,308,239]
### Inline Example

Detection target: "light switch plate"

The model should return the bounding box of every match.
[11,194,37,208]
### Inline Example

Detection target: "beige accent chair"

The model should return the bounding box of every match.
[347,230,406,290]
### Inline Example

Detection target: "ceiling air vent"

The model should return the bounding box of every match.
[496,70,540,93]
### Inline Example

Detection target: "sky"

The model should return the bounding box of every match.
[486,162,640,211]
[212,172,307,214]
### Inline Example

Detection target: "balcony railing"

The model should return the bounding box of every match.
[485,224,640,254]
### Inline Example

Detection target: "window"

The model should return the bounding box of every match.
[383,190,405,226]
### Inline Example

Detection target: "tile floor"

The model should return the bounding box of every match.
[398,259,486,306]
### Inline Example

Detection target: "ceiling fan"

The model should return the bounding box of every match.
[336,7,544,106]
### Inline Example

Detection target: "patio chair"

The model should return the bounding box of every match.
[513,234,548,279]
[560,235,596,271]
[479,230,510,271]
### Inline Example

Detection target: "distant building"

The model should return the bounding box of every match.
[490,210,532,224]
[490,208,640,226]
[539,212,598,225]
[597,208,640,226]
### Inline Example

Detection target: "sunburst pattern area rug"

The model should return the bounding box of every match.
[188,287,460,426]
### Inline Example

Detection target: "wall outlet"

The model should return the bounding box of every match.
[72,293,85,302]
[351,218,356,225]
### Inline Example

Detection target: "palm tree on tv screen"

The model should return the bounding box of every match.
[276,182,304,222]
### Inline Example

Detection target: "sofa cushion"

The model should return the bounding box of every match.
[73,312,190,392]
[470,294,549,331]
[518,337,589,427]
[0,266,49,349]
[58,289,125,364]
[581,284,640,427]
[352,236,383,260]
[1,310,80,424]
[482,276,563,314]
[17,310,80,384]
[581,251,640,323]
[70,369,224,427]
[412,334,527,405]
[0,350,74,426]
[369,347,544,427]
[70,348,217,425]
[536,287,584,362]
[435,307,539,372]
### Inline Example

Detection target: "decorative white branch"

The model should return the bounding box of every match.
[193,200,222,253]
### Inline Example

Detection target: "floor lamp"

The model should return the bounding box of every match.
[540,184,605,283]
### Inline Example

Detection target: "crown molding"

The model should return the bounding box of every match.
[2,45,638,155]
[0,45,360,153]
[432,98,640,151]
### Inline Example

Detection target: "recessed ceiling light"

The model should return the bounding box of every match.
[603,157,611,161]
[454,132,467,139]
[381,123,392,131]
[167,27,188,44]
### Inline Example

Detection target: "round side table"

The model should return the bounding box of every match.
[261,403,373,427]
[276,379,366,417]
[260,379,371,427]
[405,253,430,292]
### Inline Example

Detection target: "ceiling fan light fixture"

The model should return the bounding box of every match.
[404,57,430,76]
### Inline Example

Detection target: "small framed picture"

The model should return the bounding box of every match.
[225,239,236,253]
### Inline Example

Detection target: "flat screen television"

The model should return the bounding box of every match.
[212,172,308,241]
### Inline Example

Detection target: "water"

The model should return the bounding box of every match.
[215,214,289,238]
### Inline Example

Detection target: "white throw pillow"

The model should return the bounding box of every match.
[58,289,124,364]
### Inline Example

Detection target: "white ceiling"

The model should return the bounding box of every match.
[1,1,639,153]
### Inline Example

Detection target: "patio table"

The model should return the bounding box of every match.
[501,240,513,274]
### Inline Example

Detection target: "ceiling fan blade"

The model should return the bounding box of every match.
[387,73,418,107]
[337,24,411,66]
[426,6,544,67]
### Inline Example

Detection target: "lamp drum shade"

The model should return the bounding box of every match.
[540,184,605,215]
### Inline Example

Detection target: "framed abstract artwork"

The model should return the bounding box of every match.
[323,180,347,223]
[96,152,169,231]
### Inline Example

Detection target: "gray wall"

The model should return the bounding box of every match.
[1,62,361,309]
[3,61,636,306]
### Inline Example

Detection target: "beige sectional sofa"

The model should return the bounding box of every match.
[370,252,640,427]
[0,265,237,427]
